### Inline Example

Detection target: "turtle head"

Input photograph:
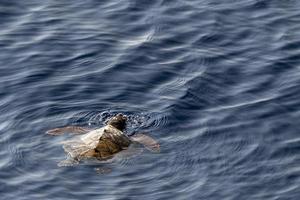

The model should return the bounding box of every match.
[107,113,127,131]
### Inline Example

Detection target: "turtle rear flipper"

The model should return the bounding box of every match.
[130,133,160,152]
[58,158,79,167]
[94,167,112,174]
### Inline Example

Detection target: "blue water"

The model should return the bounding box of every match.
[1,0,300,199]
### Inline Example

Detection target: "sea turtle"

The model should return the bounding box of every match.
[46,114,160,167]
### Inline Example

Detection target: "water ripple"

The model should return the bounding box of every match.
[1,0,300,199]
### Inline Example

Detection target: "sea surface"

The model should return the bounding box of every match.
[0,0,300,199]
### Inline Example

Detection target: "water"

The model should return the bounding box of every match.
[0,0,300,199]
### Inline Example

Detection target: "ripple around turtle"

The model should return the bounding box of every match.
[43,110,168,170]
[67,110,168,132]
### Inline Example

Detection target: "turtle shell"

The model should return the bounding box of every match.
[62,125,131,161]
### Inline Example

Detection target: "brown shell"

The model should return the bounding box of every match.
[62,125,132,162]
[91,125,131,160]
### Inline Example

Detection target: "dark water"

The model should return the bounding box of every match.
[1,0,300,199]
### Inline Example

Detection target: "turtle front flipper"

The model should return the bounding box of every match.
[130,133,160,152]
[46,126,92,135]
